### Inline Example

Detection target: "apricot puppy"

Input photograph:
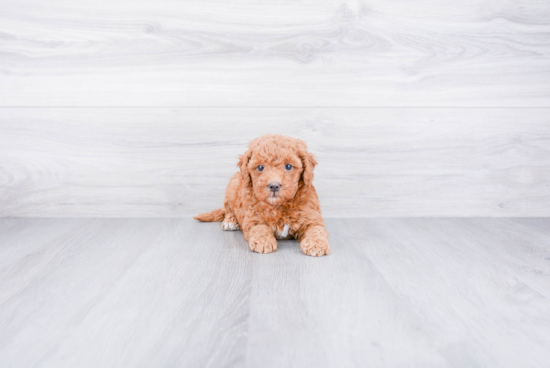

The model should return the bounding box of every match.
[194,134,330,256]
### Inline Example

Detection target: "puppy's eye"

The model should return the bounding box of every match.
[285,164,293,170]
[257,165,264,172]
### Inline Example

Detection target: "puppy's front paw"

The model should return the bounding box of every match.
[222,219,240,231]
[300,236,330,257]
[249,235,277,254]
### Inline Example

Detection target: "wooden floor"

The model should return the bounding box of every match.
[0,218,549,367]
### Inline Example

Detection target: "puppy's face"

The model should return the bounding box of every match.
[248,149,303,205]
[239,135,317,206]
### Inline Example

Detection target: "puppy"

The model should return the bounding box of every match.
[195,134,330,256]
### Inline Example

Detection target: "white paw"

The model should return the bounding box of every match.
[222,221,240,231]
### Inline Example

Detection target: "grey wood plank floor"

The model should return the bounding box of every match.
[0,218,549,367]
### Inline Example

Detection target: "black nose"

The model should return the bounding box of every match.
[268,182,281,192]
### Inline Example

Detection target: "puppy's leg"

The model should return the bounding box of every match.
[298,225,330,257]
[222,213,240,231]
[222,173,240,231]
[245,225,278,254]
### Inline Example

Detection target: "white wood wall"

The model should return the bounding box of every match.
[1,0,549,217]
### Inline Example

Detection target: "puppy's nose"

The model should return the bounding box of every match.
[268,182,281,192]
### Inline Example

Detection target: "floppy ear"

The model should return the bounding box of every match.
[238,149,253,188]
[300,150,318,187]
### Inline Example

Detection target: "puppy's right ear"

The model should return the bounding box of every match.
[238,150,252,188]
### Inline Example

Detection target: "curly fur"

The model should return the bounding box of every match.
[194,134,330,256]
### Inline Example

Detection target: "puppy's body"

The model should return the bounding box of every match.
[195,134,330,256]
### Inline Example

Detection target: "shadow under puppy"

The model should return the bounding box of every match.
[195,134,330,256]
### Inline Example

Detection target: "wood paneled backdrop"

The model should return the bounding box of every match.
[1,0,549,217]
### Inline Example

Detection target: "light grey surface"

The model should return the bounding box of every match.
[1,0,549,107]
[1,108,549,218]
[1,218,549,367]
[1,0,549,218]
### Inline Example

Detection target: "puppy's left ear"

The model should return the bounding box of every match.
[300,150,318,187]
[238,149,253,188]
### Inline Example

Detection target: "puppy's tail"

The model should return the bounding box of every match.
[194,208,225,222]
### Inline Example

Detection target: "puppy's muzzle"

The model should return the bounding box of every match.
[268,182,281,193]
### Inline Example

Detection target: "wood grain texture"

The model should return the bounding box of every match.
[1,0,549,107]
[1,218,549,367]
[1,107,549,217]
[0,218,252,367]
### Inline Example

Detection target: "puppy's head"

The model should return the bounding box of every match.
[238,134,317,205]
